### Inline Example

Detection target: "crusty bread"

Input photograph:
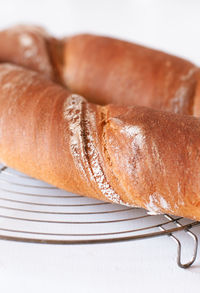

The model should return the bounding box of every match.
[62,34,200,114]
[0,63,200,220]
[1,25,200,115]
[1,25,200,220]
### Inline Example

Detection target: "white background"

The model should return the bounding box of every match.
[1,0,200,292]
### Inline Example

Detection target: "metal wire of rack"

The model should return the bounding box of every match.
[0,164,199,268]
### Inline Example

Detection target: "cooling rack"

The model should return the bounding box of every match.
[0,164,199,269]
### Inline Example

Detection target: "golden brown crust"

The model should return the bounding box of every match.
[0,64,96,197]
[1,26,200,220]
[0,25,55,79]
[104,105,200,219]
[1,26,200,115]
[1,63,200,220]
[63,34,200,114]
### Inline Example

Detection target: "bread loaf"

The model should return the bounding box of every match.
[0,63,200,220]
[1,25,200,115]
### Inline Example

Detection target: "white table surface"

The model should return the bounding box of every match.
[1,0,200,292]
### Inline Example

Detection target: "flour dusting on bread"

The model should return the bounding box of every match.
[20,33,34,47]
[146,192,171,214]
[120,125,144,148]
[64,94,128,204]
[63,94,92,184]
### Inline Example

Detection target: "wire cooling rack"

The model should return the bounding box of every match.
[0,164,199,268]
